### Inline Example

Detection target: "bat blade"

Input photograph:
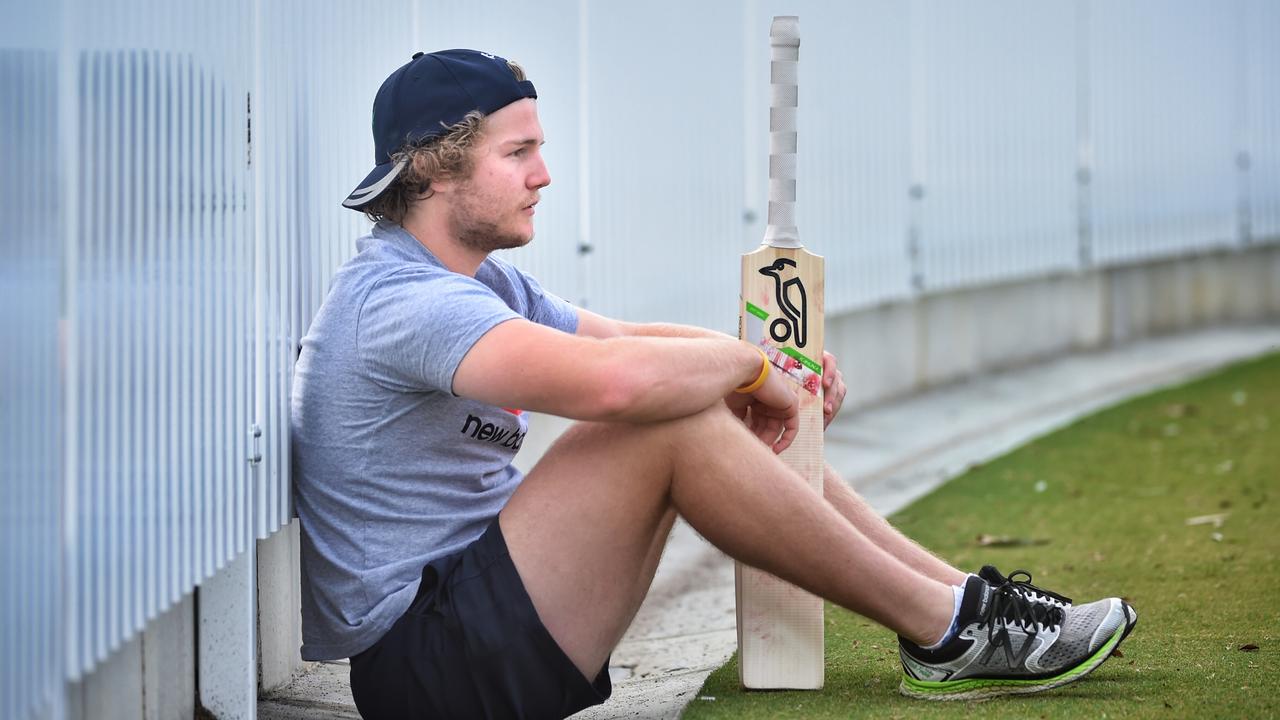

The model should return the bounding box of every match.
[735,243,825,690]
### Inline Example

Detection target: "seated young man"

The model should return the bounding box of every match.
[291,49,1137,719]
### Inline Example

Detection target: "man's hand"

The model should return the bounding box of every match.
[822,351,847,429]
[726,368,799,454]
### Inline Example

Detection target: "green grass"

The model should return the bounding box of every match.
[687,352,1280,719]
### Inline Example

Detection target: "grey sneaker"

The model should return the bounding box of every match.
[899,575,1129,701]
[979,565,1138,643]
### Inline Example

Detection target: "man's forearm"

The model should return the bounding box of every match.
[592,334,763,423]
[620,321,734,342]
[564,312,758,422]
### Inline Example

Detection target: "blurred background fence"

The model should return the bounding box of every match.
[2,0,1277,718]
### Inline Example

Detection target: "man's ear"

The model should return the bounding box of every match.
[430,174,460,194]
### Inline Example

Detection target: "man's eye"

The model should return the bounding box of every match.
[511,148,527,157]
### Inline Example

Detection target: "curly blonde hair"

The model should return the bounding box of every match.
[362,60,527,224]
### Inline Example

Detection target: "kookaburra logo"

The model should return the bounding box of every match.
[758,258,808,348]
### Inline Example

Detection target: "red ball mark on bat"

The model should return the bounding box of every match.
[503,408,523,416]
[802,374,820,396]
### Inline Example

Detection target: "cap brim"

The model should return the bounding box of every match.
[342,156,409,209]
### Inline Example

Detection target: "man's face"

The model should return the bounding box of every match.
[447,99,551,253]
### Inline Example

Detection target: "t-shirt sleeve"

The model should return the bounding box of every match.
[356,268,522,394]
[507,263,580,334]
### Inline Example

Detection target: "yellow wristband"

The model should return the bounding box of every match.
[735,348,771,394]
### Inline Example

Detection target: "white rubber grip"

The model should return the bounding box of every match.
[765,16,801,249]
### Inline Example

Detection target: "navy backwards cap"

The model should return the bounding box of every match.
[343,49,537,210]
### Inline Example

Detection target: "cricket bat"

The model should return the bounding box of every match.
[734,15,826,690]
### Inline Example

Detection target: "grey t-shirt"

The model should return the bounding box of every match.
[290,221,579,661]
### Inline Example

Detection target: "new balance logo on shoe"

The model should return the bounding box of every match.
[460,414,526,450]
[977,583,992,616]
[978,625,1038,667]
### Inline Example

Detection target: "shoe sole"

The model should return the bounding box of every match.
[898,614,1127,701]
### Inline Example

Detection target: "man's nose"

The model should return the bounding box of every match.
[529,156,551,189]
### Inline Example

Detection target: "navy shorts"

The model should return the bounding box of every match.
[349,519,612,719]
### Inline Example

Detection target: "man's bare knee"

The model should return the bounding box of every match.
[652,401,740,446]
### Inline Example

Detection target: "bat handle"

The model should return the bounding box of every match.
[765,16,801,249]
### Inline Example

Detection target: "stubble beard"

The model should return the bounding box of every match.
[449,188,533,254]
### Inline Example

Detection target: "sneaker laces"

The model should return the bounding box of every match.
[980,580,1065,635]
[1005,569,1072,606]
[899,576,1066,668]
[974,581,1066,668]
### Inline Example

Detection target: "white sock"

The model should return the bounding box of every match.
[921,582,968,650]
